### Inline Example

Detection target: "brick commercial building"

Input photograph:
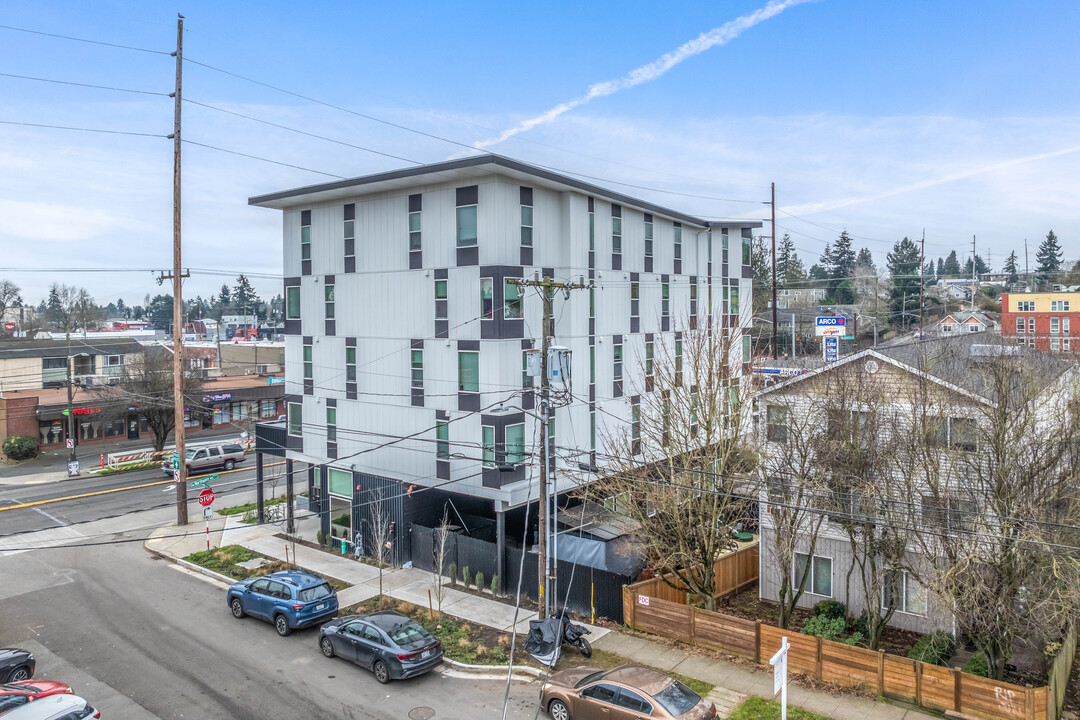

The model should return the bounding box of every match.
[1001,292,1080,352]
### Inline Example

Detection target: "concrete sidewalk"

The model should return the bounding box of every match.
[145,515,936,720]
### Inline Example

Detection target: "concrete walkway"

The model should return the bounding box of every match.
[146,514,937,720]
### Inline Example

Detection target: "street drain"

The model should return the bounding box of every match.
[409,708,435,720]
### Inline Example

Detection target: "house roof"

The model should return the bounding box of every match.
[937,310,997,326]
[0,337,146,361]
[249,153,761,231]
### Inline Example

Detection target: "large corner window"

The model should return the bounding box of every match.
[285,286,301,320]
[287,402,303,437]
[458,351,479,393]
[504,279,523,319]
[456,205,478,247]
[505,423,525,465]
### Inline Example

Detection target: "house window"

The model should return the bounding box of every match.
[505,423,525,465]
[504,279,523,319]
[766,405,789,443]
[690,283,697,317]
[1051,317,1060,335]
[604,491,630,515]
[630,282,639,323]
[458,351,479,393]
[950,417,977,451]
[661,283,670,320]
[921,495,976,530]
[260,400,276,418]
[345,347,356,382]
[324,284,335,319]
[884,570,927,616]
[730,287,740,315]
[613,341,623,380]
[1052,300,1071,312]
[456,205,478,247]
[436,421,449,460]
[674,225,682,262]
[301,216,311,261]
[482,426,495,468]
[520,205,533,247]
[326,407,337,443]
[941,322,954,333]
[344,206,355,259]
[411,349,423,388]
[303,344,313,380]
[43,357,65,370]
[287,402,303,437]
[105,355,122,366]
[794,553,832,597]
[435,279,447,319]
[742,234,751,266]
[644,217,653,260]
[480,278,494,320]
[1017,300,1036,312]
[645,340,654,380]
[612,215,622,255]
[286,286,300,320]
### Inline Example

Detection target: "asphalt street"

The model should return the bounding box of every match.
[0,537,541,720]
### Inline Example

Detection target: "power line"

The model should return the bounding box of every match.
[0,23,170,55]
[0,72,170,96]
[0,119,167,138]
[180,139,346,179]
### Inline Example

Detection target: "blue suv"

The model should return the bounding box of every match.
[227,570,338,637]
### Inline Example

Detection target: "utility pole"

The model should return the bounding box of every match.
[970,234,976,312]
[510,274,588,619]
[171,15,187,526]
[65,329,76,474]
[919,229,925,332]
[770,182,778,359]
[1024,239,1030,291]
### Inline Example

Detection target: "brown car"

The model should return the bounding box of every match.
[540,665,716,720]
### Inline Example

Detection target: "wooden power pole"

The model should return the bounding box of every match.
[509,274,588,619]
[919,229,925,332]
[770,182,778,359]
[171,15,187,525]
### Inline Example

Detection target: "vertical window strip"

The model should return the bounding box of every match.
[644,218,653,258]
[436,420,449,460]
[345,347,356,382]
[482,425,495,468]
[324,284,335,319]
[411,349,424,388]
[303,344,313,380]
[343,205,355,259]
[480,278,494,320]
[674,225,682,260]
[326,407,337,443]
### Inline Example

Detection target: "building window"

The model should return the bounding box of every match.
[589,287,595,319]
[458,351,479,393]
[589,209,595,252]
[456,205,478,247]
[661,283,670,321]
[482,425,495,468]
[921,494,976,530]
[303,344,313,380]
[722,233,729,264]
[631,399,641,455]
[742,335,751,363]
[326,407,337,443]
[324,284,335,320]
[436,420,449,460]
[1051,317,1060,335]
[435,279,447,319]
[742,234,751,266]
[522,350,533,389]
[630,282,639,323]
[730,287,740,315]
[644,217,653,260]
[480,278,494,320]
[411,349,423,388]
[409,207,422,252]
[794,553,832,597]
[1018,300,1036,312]
[520,205,533,247]
[612,215,622,255]
[504,279,523,319]
[260,400,276,418]
[286,286,300,320]
[675,339,683,385]
[505,423,525,465]
[950,417,977,451]
[345,347,356,382]
[645,340,654,380]
[613,341,623,381]
[674,225,682,262]
[43,357,65,370]
[1015,317,1025,334]
[589,346,596,384]
[1028,317,1036,336]
[301,216,311,261]
[590,410,597,452]
[105,355,122,366]
[1051,338,1061,351]
[766,405,789,443]
[344,206,355,259]
[690,283,698,317]
[287,402,303,437]
[884,570,927,616]
[1052,300,1071,312]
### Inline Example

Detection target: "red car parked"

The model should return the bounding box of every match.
[0,681,74,716]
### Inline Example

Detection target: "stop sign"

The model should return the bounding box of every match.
[198,488,215,507]
[3,323,13,332]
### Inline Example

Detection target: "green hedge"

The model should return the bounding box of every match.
[2,435,37,461]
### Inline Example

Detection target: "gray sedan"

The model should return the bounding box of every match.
[318,611,443,683]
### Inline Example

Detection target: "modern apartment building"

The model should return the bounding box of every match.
[1001,292,1080,351]
[249,154,759,576]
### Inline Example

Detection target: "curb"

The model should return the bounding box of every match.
[144,541,234,586]
[442,657,544,680]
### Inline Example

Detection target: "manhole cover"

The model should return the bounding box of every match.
[409,708,435,720]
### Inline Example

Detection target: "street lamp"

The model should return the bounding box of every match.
[66,351,90,476]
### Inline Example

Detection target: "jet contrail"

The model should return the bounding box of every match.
[782,144,1080,216]
[469,0,811,152]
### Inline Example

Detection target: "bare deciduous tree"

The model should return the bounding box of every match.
[101,347,203,451]
[431,508,452,613]
[368,488,394,600]
[598,325,756,610]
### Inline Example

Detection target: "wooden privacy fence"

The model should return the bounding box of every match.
[624,542,759,605]
[623,590,1052,720]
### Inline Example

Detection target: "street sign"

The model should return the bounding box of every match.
[267,376,285,385]
[824,336,839,363]
[173,469,181,482]
[198,489,215,507]
[65,438,74,449]
[203,506,213,521]
[172,450,180,470]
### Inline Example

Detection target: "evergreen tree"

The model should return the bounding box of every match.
[963,255,990,277]
[808,264,829,282]
[1064,259,1080,289]
[936,257,945,277]
[887,238,922,328]
[775,234,807,287]
[233,274,258,308]
[923,262,936,283]
[116,298,126,316]
[826,231,857,303]
[1003,251,1019,286]
[855,247,876,273]
[751,236,772,313]
[942,250,961,276]
[1036,230,1063,288]
[217,284,231,308]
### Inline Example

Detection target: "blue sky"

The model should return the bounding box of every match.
[1,0,1078,305]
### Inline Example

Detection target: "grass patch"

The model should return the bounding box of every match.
[183,543,349,591]
[728,696,830,720]
[671,673,713,697]
[216,496,286,517]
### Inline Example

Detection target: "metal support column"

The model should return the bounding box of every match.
[255,452,265,524]
[495,505,506,595]
[319,464,331,542]
[285,458,295,534]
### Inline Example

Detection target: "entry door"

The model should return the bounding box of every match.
[127,414,139,440]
